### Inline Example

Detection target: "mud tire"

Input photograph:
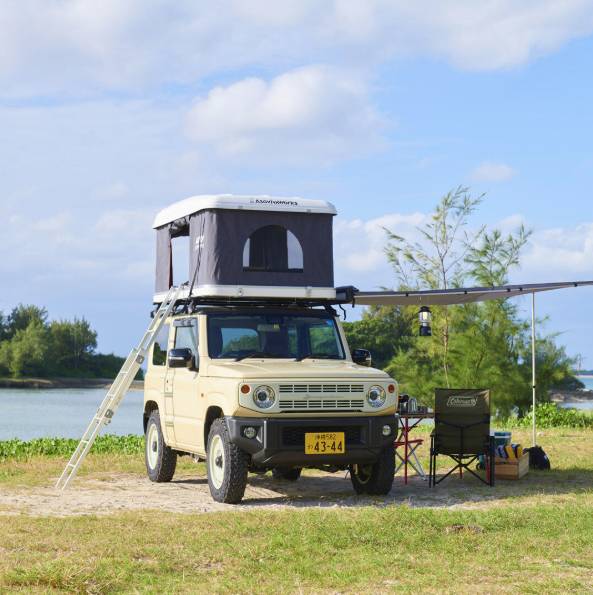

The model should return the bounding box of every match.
[145,410,177,482]
[207,418,249,504]
[350,443,395,495]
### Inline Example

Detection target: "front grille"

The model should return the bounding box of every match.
[278,383,365,395]
[282,426,363,447]
[279,399,365,412]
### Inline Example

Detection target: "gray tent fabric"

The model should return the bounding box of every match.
[156,208,334,293]
[353,281,593,307]
[155,227,173,293]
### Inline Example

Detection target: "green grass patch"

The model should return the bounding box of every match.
[1,505,593,593]
[0,434,143,461]
[503,403,593,429]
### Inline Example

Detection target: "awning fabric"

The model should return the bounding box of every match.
[353,281,593,307]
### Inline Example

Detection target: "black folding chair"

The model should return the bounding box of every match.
[429,388,495,487]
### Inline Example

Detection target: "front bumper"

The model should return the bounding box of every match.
[226,415,398,468]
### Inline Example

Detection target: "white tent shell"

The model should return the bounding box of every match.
[153,195,337,229]
[153,195,338,303]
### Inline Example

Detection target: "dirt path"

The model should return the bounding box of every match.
[0,470,561,517]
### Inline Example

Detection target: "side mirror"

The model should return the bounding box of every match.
[168,348,196,369]
[352,349,372,367]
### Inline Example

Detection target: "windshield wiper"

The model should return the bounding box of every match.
[295,354,337,362]
[234,351,282,362]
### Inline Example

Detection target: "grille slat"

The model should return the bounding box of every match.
[279,399,364,411]
[278,383,365,394]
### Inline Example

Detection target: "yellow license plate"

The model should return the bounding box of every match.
[304,432,345,455]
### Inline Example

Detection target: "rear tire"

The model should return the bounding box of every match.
[272,467,302,481]
[207,418,249,504]
[350,444,395,495]
[145,410,177,482]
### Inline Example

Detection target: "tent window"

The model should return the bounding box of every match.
[243,226,304,272]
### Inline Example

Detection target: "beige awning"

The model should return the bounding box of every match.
[353,281,593,307]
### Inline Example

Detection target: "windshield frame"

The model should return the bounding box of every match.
[205,308,346,361]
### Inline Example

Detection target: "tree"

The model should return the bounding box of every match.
[381,188,579,416]
[0,305,121,380]
[49,318,98,373]
[0,312,9,342]
[0,320,49,378]
[384,187,484,385]
[343,306,414,370]
[6,305,48,339]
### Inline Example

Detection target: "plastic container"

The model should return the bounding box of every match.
[493,431,512,448]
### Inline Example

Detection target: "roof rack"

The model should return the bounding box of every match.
[152,286,358,317]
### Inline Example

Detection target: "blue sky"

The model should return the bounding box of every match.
[1,1,593,366]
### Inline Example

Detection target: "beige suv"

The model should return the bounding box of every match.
[143,304,398,503]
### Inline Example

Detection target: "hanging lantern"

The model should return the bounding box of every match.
[419,306,432,337]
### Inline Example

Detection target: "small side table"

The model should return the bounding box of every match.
[394,413,434,484]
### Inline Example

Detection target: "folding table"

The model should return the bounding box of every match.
[394,412,434,484]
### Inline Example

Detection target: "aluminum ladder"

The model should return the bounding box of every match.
[55,285,183,490]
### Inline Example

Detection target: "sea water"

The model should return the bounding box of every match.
[0,388,144,441]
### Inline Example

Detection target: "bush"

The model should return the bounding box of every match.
[514,403,593,429]
[0,434,144,461]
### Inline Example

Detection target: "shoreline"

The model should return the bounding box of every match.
[0,377,144,391]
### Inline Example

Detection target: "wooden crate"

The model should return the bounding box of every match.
[495,452,529,480]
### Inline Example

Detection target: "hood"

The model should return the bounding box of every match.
[204,358,392,381]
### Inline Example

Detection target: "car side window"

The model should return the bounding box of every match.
[152,323,170,366]
[174,320,199,354]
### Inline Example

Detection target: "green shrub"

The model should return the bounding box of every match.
[514,403,593,429]
[0,434,144,461]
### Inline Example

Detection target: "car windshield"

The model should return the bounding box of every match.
[207,312,345,360]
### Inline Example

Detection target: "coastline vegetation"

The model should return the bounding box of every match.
[0,304,137,381]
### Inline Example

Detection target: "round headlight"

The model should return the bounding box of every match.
[253,385,276,409]
[367,385,386,408]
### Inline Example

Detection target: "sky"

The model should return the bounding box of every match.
[1,1,593,366]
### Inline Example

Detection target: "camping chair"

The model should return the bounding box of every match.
[429,389,495,487]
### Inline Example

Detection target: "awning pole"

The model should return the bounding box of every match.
[531,292,537,447]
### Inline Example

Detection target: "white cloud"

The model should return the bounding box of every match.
[186,65,384,163]
[2,1,593,96]
[334,211,427,289]
[470,161,516,182]
[523,223,593,278]
[334,210,593,290]
[2,209,153,283]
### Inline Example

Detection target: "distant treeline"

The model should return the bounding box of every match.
[0,304,139,380]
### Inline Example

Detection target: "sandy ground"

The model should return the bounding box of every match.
[0,469,554,517]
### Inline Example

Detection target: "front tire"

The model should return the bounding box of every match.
[350,444,395,495]
[145,410,177,482]
[207,418,249,504]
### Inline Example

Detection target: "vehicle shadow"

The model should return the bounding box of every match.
[240,466,593,509]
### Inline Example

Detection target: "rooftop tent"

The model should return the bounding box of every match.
[153,195,337,302]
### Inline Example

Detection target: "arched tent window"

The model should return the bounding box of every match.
[243,225,304,272]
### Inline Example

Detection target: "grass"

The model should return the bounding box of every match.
[1,502,592,593]
[0,428,592,593]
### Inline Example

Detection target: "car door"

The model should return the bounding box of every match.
[170,317,201,450]
[148,322,176,444]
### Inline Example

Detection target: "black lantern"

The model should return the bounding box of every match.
[419,306,432,337]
